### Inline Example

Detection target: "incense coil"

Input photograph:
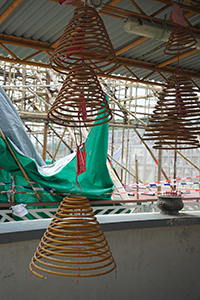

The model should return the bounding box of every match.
[164,25,197,55]
[50,6,118,74]
[48,63,112,127]
[29,196,116,278]
[143,73,200,149]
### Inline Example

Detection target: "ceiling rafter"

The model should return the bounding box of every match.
[128,0,146,15]
[123,65,140,80]
[156,71,167,81]
[150,4,170,17]
[152,0,200,14]
[48,0,200,34]
[22,50,43,61]
[114,2,199,57]
[0,33,200,80]
[115,3,169,56]
[156,49,199,68]
[0,0,24,24]
[0,1,199,85]
[0,55,165,86]
[142,71,155,80]
[0,34,53,51]
[116,37,149,56]
[0,43,19,60]
[111,3,199,71]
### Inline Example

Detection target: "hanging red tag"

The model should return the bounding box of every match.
[170,3,186,27]
[76,143,86,176]
[78,92,87,122]
[78,103,87,122]
[60,31,84,61]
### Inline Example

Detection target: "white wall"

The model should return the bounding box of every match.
[1,216,200,300]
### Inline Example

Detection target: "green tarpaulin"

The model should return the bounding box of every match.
[0,88,114,205]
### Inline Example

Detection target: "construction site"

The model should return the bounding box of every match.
[1,0,200,299]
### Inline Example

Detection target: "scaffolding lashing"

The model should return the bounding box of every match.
[50,6,118,75]
[29,196,116,278]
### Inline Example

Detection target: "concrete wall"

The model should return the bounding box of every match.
[1,213,200,300]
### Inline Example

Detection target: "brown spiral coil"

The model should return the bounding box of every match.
[50,6,118,74]
[48,63,112,127]
[29,196,116,278]
[164,25,197,55]
[143,73,200,149]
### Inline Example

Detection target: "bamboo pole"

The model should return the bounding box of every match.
[107,153,147,186]
[157,149,162,193]
[124,87,130,185]
[0,129,43,204]
[49,125,73,153]
[42,71,50,161]
[107,92,200,180]
[24,124,53,159]
[135,154,139,200]
[108,93,170,181]
[121,127,125,182]
[51,128,67,163]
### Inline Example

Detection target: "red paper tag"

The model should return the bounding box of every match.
[170,3,186,27]
[78,92,87,122]
[76,143,86,176]
[60,31,84,61]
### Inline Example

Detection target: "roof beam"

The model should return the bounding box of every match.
[0,34,199,80]
[156,49,199,68]
[0,43,19,60]
[48,0,200,34]
[128,0,146,15]
[116,37,149,56]
[0,54,199,82]
[0,56,165,86]
[0,34,53,51]
[0,0,24,24]
[115,4,169,56]
[152,0,200,14]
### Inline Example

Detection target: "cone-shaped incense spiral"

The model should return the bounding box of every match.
[29,196,116,278]
[164,25,197,55]
[144,73,200,149]
[48,63,112,127]
[50,6,118,75]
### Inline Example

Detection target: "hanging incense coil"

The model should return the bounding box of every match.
[143,73,200,149]
[50,5,118,74]
[48,63,112,127]
[29,196,116,278]
[164,25,197,55]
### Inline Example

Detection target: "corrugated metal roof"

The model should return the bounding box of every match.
[0,0,200,85]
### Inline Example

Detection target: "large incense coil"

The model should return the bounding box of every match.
[50,6,118,74]
[143,73,200,149]
[48,63,112,127]
[164,25,197,55]
[29,196,116,278]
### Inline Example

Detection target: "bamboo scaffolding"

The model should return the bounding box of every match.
[0,129,43,204]
[51,128,67,163]
[107,92,200,178]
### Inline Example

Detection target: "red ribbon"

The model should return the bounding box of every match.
[76,143,86,176]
